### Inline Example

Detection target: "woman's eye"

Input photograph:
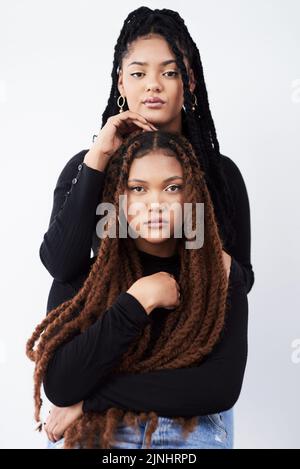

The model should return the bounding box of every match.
[166,184,182,192]
[129,186,145,192]
[130,72,145,78]
[164,71,179,78]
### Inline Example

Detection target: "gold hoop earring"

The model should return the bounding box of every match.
[191,93,197,111]
[117,95,126,113]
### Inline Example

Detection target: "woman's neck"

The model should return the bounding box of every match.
[156,112,182,135]
[134,238,179,258]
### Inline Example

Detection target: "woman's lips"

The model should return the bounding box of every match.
[146,221,168,228]
[143,101,165,109]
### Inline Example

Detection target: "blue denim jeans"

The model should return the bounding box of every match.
[46,407,234,449]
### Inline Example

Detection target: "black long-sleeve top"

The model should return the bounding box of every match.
[39,149,254,292]
[40,149,253,417]
[43,248,248,418]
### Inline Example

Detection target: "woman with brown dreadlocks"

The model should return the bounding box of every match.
[27,129,249,449]
[32,6,254,449]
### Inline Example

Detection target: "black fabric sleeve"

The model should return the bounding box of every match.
[45,257,96,313]
[39,150,106,282]
[43,292,151,407]
[81,257,248,417]
[221,155,255,294]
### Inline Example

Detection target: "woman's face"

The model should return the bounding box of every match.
[123,150,185,248]
[118,34,195,133]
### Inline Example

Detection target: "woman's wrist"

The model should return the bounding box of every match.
[126,287,155,316]
[83,146,109,172]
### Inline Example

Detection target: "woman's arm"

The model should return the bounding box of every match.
[81,258,248,417]
[39,149,106,282]
[83,259,248,417]
[44,258,248,416]
[222,155,255,294]
[43,290,151,407]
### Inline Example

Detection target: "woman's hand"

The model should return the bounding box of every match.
[127,271,181,315]
[84,111,158,171]
[44,401,83,443]
[222,250,232,280]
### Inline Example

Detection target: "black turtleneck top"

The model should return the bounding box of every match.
[43,247,248,418]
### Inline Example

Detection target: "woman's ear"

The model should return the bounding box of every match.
[188,68,196,94]
[117,69,125,96]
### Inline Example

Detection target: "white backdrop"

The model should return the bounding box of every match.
[0,0,299,449]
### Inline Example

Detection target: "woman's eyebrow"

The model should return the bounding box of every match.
[128,176,183,183]
[127,59,177,67]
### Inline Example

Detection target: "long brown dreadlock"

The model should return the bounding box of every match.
[26,129,230,448]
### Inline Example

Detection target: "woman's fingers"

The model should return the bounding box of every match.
[116,118,154,136]
[123,120,155,132]
[169,274,181,302]
[45,425,55,443]
[125,111,157,127]
[123,118,156,131]
[44,415,58,443]
[132,119,157,130]
[119,112,158,130]
[167,273,180,293]
[52,424,63,442]
[48,429,59,443]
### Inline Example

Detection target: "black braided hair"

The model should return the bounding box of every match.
[100,7,236,249]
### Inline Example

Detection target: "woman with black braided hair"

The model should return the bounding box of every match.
[34,7,254,448]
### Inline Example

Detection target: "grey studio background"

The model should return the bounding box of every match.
[0,0,299,449]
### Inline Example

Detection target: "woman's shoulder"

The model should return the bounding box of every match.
[220,153,245,181]
[219,153,249,199]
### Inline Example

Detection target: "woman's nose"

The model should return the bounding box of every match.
[146,81,162,92]
[148,193,163,205]
[148,197,169,213]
